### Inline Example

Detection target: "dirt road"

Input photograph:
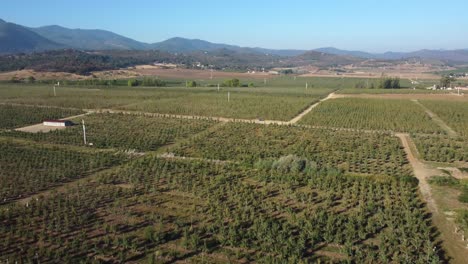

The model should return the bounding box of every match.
[412,100,458,137]
[397,133,468,263]
[287,92,335,124]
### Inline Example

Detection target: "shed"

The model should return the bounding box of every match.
[43,120,73,127]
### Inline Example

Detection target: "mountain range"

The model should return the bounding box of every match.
[1,18,468,63]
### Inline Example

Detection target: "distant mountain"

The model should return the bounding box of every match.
[151,37,306,56]
[314,47,468,63]
[31,25,149,50]
[2,18,468,64]
[314,47,375,59]
[0,19,65,54]
[290,50,363,66]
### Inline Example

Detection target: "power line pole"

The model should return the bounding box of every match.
[217,83,220,92]
[227,92,230,102]
[82,119,87,145]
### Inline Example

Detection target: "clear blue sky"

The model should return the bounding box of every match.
[1,0,467,52]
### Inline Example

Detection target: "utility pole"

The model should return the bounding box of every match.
[210,69,213,80]
[82,119,87,145]
[306,82,308,90]
[227,92,230,102]
[217,83,220,92]
[53,85,56,97]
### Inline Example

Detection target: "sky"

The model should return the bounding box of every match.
[1,0,467,52]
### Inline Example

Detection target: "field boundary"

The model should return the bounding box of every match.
[411,99,458,137]
[287,92,336,124]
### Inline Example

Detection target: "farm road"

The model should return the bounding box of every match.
[411,99,458,137]
[397,133,468,264]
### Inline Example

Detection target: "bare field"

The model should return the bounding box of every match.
[332,93,468,101]
[0,69,89,81]
[15,123,69,133]
[300,71,440,79]
[93,66,271,80]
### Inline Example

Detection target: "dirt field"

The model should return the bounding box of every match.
[333,93,468,101]
[92,65,274,80]
[0,69,89,81]
[15,123,68,133]
[14,113,88,133]
[298,61,445,79]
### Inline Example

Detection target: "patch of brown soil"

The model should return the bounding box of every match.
[0,69,89,81]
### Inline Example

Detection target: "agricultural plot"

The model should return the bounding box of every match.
[173,122,413,178]
[0,84,331,121]
[412,134,468,163]
[0,104,83,129]
[0,85,186,109]
[5,113,218,151]
[337,88,448,94]
[299,98,443,134]
[118,92,321,121]
[0,157,440,263]
[419,100,468,137]
[0,139,123,204]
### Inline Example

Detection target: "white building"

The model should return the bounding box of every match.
[43,120,73,127]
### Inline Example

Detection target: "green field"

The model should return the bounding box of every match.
[0,84,332,120]
[420,100,468,137]
[0,157,439,263]
[173,122,412,178]
[0,139,123,204]
[413,134,468,163]
[299,98,443,133]
[0,104,83,129]
[4,113,218,151]
[0,79,457,263]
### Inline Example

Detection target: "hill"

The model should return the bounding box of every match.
[31,25,149,50]
[151,37,306,56]
[0,19,65,54]
[314,47,468,63]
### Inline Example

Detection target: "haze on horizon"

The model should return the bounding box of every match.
[1,0,467,53]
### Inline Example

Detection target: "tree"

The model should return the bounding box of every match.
[128,79,139,87]
[378,77,400,89]
[223,78,241,87]
[187,81,197,87]
[440,75,455,88]
[26,76,35,83]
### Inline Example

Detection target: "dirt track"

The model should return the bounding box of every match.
[396,133,439,212]
[396,133,468,263]
[412,100,458,137]
[14,113,90,133]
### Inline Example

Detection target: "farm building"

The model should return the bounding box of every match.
[43,120,73,127]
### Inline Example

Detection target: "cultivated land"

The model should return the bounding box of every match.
[1,76,468,263]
